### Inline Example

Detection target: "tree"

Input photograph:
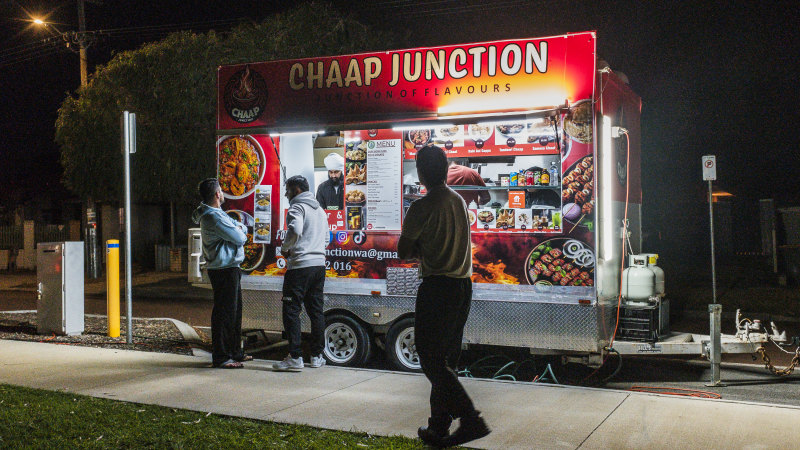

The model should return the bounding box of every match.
[55,1,399,204]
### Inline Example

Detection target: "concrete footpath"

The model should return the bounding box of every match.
[2,340,800,449]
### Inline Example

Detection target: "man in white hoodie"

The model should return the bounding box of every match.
[274,175,331,371]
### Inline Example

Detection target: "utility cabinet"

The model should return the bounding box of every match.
[36,242,84,336]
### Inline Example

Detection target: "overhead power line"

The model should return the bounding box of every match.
[0,17,249,69]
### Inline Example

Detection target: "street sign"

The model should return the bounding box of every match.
[702,155,716,180]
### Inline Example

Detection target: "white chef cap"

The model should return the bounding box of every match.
[324,153,345,171]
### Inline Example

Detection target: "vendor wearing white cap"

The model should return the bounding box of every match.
[316,152,345,210]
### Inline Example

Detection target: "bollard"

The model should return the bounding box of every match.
[106,240,120,338]
[706,304,724,387]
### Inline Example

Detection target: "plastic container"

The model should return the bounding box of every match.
[621,255,655,302]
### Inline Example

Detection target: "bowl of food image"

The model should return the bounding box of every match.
[225,210,265,271]
[468,124,493,141]
[345,142,367,161]
[563,99,593,144]
[241,232,266,272]
[255,193,270,212]
[217,135,265,199]
[406,129,432,147]
[495,123,525,137]
[345,188,366,205]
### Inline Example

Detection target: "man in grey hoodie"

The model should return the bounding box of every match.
[192,178,249,369]
[273,175,331,371]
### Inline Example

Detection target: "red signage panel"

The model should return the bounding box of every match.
[218,32,596,130]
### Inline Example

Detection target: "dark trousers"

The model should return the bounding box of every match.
[207,267,244,366]
[282,266,326,358]
[415,275,477,431]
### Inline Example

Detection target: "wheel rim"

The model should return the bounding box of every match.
[393,327,420,370]
[324,322,357,364]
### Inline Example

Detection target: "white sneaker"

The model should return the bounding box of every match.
[308,354,326,368]
[273,355,303,371]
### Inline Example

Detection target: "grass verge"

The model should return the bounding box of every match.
[0,384,428,449]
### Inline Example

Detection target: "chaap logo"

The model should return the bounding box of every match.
[223,65,268,124]
[335,231,349,245]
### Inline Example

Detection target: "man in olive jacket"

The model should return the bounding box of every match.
[398,146,490,447]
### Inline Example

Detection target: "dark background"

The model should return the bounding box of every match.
[2,0,799,259]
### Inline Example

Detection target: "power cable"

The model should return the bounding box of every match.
[628,386,721,399]
[0,46,67,68]
[398,0,533,17]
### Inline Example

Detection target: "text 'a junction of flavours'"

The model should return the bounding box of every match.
[288,41,549,90]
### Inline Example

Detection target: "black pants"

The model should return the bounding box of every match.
[282,266,326,359]
[415,275,477,431]
[207,267,244,366]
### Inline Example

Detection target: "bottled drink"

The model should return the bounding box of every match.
[540,168,550,186]
[549,161,559,186]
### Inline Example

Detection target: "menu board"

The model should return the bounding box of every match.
[403,119,559,159]
[343,130,403,232]
[366,138,402,230]
[252,185,272,243]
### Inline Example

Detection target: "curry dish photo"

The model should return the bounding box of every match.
[218,136,261,197]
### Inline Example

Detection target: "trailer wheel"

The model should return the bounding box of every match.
[323,315,371,367]
[386,318,422,372]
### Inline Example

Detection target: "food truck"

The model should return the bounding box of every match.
[191,31,782,371]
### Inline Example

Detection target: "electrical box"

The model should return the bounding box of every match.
[36,242,84,336]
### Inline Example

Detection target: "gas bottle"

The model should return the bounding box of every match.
[642,253,665,296]
[621,255,655,302]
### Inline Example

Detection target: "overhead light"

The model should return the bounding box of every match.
[269,130,324,137]
[392,123,453,131]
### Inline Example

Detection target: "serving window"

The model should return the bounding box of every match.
[401,119,563,233]
[292,119,564,235]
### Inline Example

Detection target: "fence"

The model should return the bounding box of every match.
[0,225,23,250]
[0,224,70,250]
[34,224,69,244]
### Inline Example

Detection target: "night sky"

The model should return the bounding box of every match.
[2,1,799,248]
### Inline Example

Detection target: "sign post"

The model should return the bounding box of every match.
[702,155,717,304]
[702,155,723,386]
[121,111,136,344]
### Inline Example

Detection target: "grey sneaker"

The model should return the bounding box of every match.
[308,354,326,368]
[273,355,303,371]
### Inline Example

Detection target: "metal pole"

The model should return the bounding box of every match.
[122,111,135,344]
[706,303,724,386]
[708,180,716,304]
[77,0,88,87]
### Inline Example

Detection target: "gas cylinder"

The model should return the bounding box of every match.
[642,253,665,296]
[621,255,655,302]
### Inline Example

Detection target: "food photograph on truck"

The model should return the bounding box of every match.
[204,31,647,371]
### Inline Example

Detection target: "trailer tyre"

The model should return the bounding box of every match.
[386,318,422,372]
[323,315,371,367]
